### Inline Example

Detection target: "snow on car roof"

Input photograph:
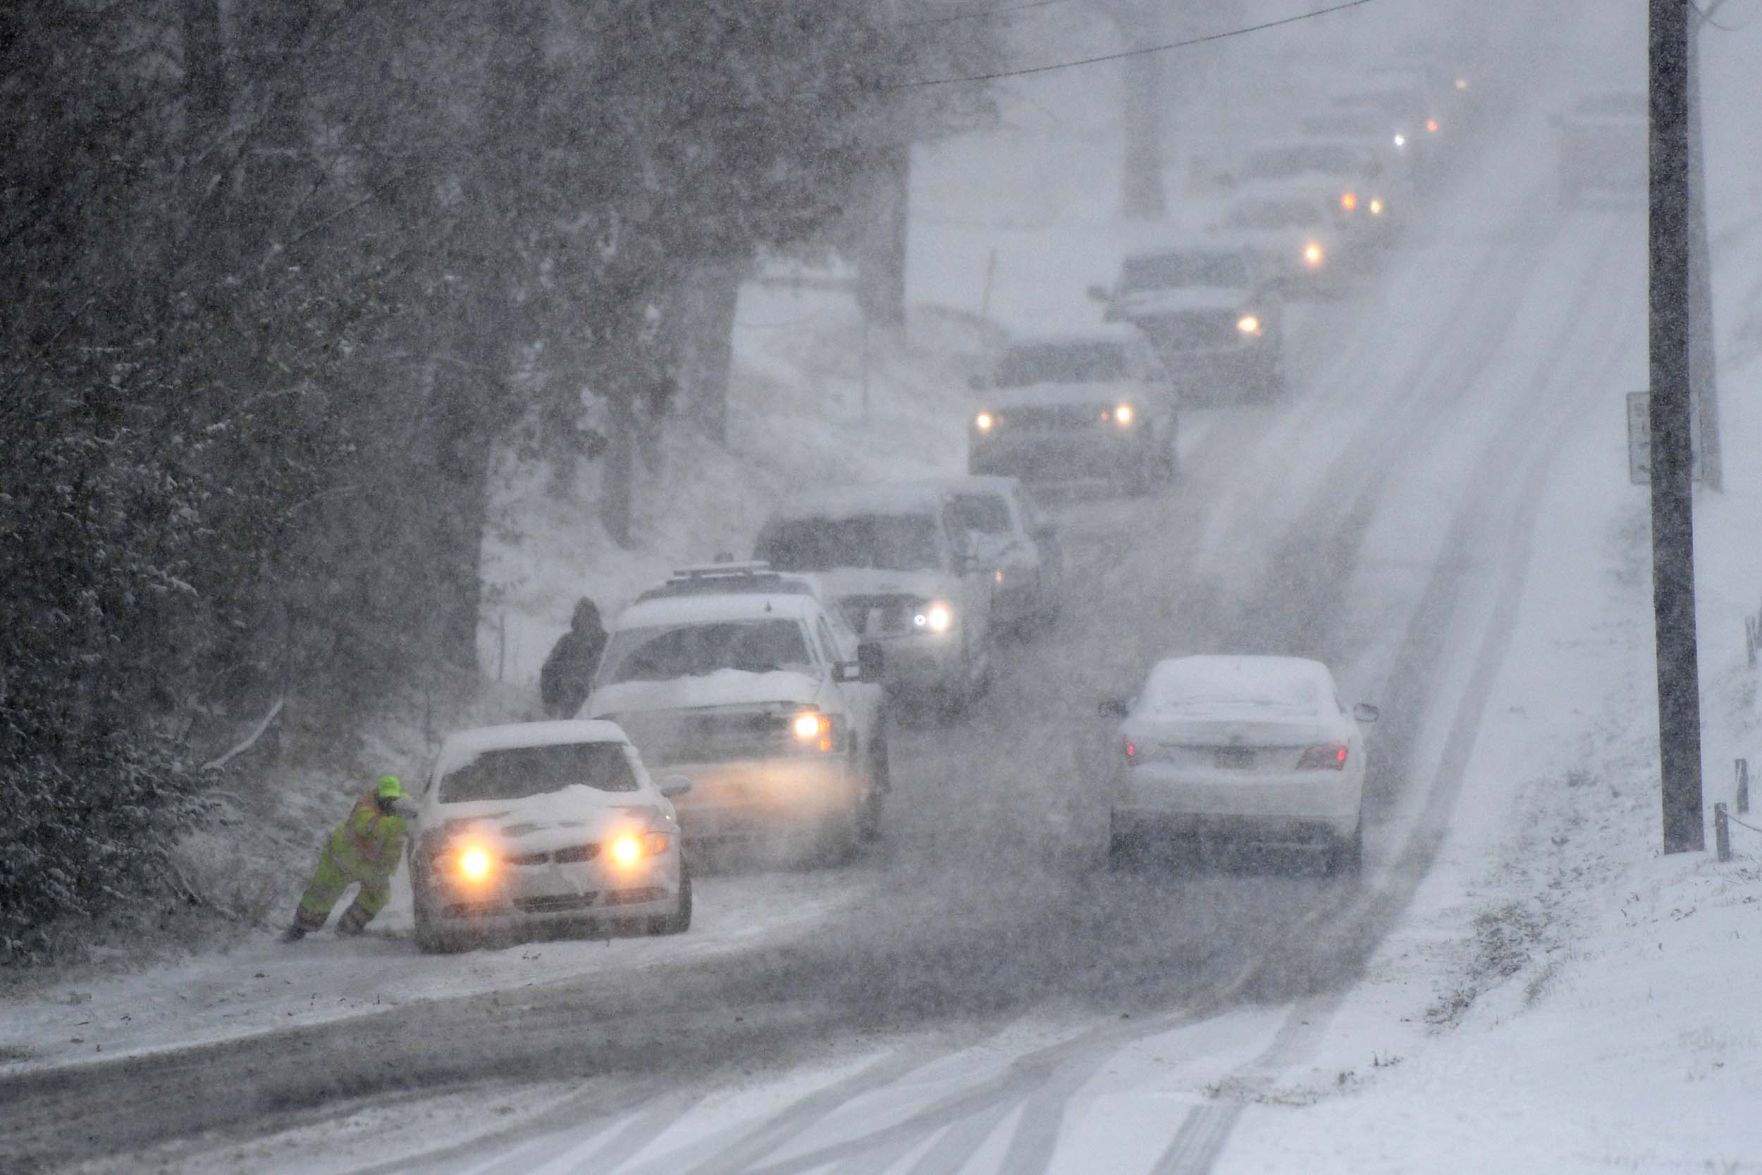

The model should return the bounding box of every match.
[434,720,631,775]
[1141,655,1335,714]
[769,482,950,522]
[611,590,821,631]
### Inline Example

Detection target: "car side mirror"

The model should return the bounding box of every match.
[1086,284,1111,304]
[659,775,694,798]
[1353,703,1380,723]
[1098,697,1131,719]
[857,642,885,683]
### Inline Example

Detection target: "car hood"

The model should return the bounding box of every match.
[982,380,1145,410]
[419,786,668,854]
[810,566,956,603]
[588,669,826,717]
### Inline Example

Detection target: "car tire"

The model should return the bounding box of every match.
[648,866,693,935]
[1327,820,1364,877]
[858,744,888,842]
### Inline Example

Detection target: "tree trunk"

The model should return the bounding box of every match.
[854,144,911,330]
[601,398,636,549]
[673,257,746,444]
[1121,53,1167,220]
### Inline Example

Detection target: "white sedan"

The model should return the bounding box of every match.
[1103,655,1377,873]
[408,721,693,951]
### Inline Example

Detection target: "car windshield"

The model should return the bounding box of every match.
[995,341,1127,386]
[1227,200,1324,229]
[950,493,1013,535]
[1242,145,1365,180]
[599,619,814,684]
[1118,253,1248,291]
[757,514,942,571]
[438,742,638,802]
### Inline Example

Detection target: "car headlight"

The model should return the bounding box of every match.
[1454,76,1469,92]
[1236,314,1262,336]
[1426,118,1439,134]
[1340,191,1357,212]
[607,830,672,867]
[1393,132,1407,148]
[974,411,994,433]
[454,841,496,884]
[1369,197,1385,216]
[913,602,953,634]
[1114,402,1135,427]
[1303,241,1325,268]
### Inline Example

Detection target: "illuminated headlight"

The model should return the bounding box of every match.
[913,602,953,634]
[1303,241,1325,268]
[608,831,671,867]
[1114,402,1135,427]
[1393,132,1407,148]
[792,710,829,741]
[1426,118,1440,134]
[974,411,994,433]
[1369,197,1385,216]
[1454,76,1469,91]
[1340,191,1357,212]
[1236,314,1262,336]
[456,842,495,883]
[994,568,1005,585]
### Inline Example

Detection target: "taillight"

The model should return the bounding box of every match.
[1296,743,1349,770]
[1124,736,1138,767]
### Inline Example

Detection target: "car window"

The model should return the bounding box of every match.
[438,742,638,802]
[951,492,1014,536]
[598,619,815,684]
[812,617,842,666]
[756,514,942,572]
[1118,252,1249,291]
[995,341,1129,387]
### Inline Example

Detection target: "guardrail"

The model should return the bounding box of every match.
[1716,757,1756,862]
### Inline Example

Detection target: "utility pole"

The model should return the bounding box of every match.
[1687,0,1725,490]
[1648,0,1704,853]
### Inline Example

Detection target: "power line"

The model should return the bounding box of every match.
[900,0,1071,28]
[886,0,1378,90]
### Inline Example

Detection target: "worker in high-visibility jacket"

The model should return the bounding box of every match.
[283,775,413,941]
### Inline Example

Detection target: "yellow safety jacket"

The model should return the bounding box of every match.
[324,796,408,880]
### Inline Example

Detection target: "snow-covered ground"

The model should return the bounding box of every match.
[6,2,1762,1171]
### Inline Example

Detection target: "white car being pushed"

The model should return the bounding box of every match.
[408,721,692,952]
[1102,655,1378,873]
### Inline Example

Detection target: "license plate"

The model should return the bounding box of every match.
[1214,747,1255,769]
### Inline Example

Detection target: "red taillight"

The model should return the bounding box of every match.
[1297,743,1349,770]
[1124,737,1138,767]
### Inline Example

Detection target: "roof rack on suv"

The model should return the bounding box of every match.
[634,562,816,602]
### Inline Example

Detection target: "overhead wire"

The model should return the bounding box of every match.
[885,0,1379,90]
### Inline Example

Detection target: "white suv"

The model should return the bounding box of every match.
[753,484,995,715]
[585,564,887,860]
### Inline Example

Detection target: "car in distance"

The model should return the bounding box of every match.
[585,563,888,859]
[408,720,692,952]
[1213,186,1353,293]
[969,326,1178,495]
[754,483,994,715]
[931,474,1064,633]
[1095,244,1284,400]
[1102,655,1378,873]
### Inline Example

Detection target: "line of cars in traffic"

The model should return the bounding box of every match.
[404,474,1067,950]
[393,53,1491,951]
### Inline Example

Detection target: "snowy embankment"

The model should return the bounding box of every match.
[1214,28,1762,1172]
[0,286,984,1076]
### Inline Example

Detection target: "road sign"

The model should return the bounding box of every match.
[1627,390,1702,485]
